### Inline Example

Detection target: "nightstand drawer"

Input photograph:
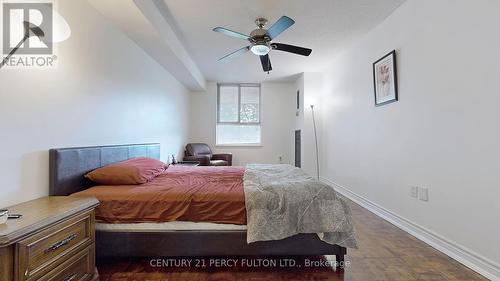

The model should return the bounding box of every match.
[37,244,94,281]
[17,211,94,280]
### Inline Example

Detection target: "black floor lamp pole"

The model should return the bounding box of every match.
[310,104,320,181]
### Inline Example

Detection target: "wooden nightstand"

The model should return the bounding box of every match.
[0,196,99,281]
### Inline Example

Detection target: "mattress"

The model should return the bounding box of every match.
[96,221,247,232]
[72,166,247,224]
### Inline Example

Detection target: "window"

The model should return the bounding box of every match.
[217,84,261,146]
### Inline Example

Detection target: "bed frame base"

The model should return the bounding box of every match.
[96,230,347,267]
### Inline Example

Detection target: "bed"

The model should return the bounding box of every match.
[49,143,351,267]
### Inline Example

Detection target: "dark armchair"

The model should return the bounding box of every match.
[183,143,232,166]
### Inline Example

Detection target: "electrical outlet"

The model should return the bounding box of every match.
[418,187,429,201]
[410,186,418,198]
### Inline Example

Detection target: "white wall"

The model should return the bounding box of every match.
[294,74,304,169]
[0,0,190,207]
[189,82,295,166]
[294,73,324,177]
[300,73,324,178]
[320,0,500,276]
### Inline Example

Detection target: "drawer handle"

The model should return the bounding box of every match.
[44,233,77,254]
[63,273,77,281]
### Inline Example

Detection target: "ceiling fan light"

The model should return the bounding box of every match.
[251,44,270,56]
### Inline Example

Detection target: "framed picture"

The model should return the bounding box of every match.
[373,50,398,106]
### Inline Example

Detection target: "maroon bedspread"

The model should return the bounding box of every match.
[72,166,246,224]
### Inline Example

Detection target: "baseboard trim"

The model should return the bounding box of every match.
[321,177,500,281]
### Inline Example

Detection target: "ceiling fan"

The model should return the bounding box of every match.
[213,16,312,73]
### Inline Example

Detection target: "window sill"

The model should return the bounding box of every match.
[216,143,262,148]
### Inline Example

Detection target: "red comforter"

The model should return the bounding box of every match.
[72,166,246,224]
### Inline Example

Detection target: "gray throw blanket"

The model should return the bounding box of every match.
[243,164,357,248]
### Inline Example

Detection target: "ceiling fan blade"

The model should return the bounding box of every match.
[213,27,250,40]
[259,54,272,72]
[265,16,295,40]
[271,43,312,56]
[218,46,250,61]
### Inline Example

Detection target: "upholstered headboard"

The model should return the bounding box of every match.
[49,143,160,196]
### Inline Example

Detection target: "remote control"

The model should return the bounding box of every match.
[8,214,22,219]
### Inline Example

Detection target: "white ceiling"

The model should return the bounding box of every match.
[163,0,406,83]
